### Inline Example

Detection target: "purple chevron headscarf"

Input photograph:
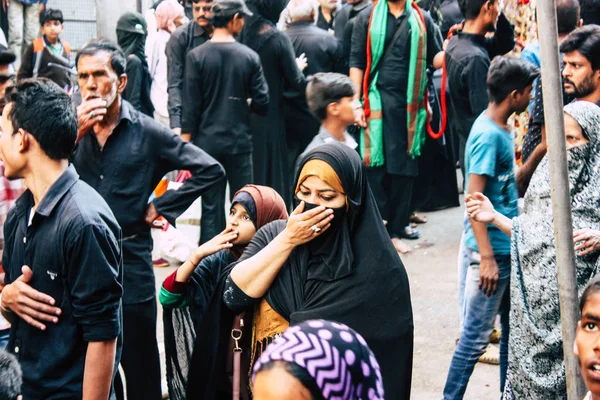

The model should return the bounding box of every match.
[252,320,385,400]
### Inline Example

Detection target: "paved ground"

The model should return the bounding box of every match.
[152,194,501,399]
[405,196,500,400]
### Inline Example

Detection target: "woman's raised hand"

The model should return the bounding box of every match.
[465,192,496,223]
[283,201,334,246]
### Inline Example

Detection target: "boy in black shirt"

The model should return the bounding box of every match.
[0,79,122,399]
[182,0,269,244]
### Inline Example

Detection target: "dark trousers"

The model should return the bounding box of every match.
[117,299,162,400]
[367,167,414,238]
[200,152,253,244]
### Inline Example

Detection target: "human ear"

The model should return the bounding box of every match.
[327,102,339,116]
[574,321,581,357]
[116,74,128,95]
[17,128,29,154]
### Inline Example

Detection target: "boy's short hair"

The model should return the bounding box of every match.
[39,8,64,26]
[0,349,22,400]
[458,0,494,20]
[7,78,78,161]
[486,55,540,103]
[210,10,239,28]
[580,275,600,312]
[306,72,356,121]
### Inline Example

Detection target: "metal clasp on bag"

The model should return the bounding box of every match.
[231,318,244,353]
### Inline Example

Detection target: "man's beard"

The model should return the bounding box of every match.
[564,73,598,98]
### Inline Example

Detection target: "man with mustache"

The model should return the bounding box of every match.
[166,0,213,134]
[74,38,225,400]
[520,0,583,165]
[518,24,600,195]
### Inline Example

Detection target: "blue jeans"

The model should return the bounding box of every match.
[443,248,511,400]
[0,328,9,350]
[457,214,473,332]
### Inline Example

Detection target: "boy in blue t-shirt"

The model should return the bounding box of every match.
[443,56,539,400]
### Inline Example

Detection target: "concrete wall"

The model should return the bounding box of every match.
[94,0,139,42]
[48,0,142,51]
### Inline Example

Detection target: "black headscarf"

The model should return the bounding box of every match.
[116,12,154,116]
[187,144,414,399]
[239,0,289,52]
[116,12,148,66]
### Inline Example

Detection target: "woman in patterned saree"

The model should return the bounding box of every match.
[466,100,600,398]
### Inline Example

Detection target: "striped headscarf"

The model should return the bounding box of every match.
[252,320,385,400]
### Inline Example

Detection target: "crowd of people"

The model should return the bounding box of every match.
[0,0,598,399]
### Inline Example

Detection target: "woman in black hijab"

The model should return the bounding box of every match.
[239,0,305,206]
[187,143,414,399]
[116,12,154,117]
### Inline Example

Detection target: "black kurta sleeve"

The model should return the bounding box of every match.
[333,6,350,40]
[483,13,515,58]
[349,11,368,71]
[277,32,306,93]
[248,53,270,116]
[464,56,490,116]
[166,29,186,129]
[123,55,143,112]
[67,222,122,342]
[338,23,352,73]
[151,127,226,226]
[424,11,443,68]
[181,51,202,137]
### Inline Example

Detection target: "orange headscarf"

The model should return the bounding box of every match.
[295,159,348,208]
[295,159,345,194]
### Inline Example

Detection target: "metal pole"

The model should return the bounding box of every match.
[537,0,586,398]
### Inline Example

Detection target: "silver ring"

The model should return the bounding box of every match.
[90,111,96,118]
[311,224,321,233]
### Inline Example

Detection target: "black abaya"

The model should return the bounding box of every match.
[187,143,414,399]
[412,69,460,211]
[240,1,305,205]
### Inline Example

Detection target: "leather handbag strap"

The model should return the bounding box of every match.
[233,351,241,400]
[231,313,245,400]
